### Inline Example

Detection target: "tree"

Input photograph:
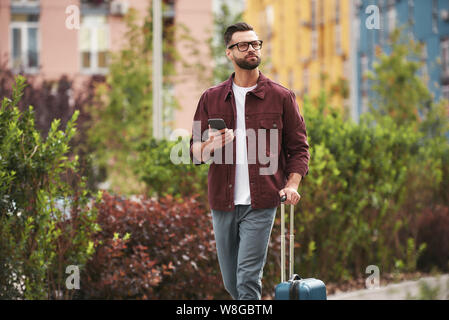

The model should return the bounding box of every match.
[367,28,449,137]
[208,2,243,84]
[86,6,206,195]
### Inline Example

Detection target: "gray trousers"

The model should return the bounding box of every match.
[211,205,277,300]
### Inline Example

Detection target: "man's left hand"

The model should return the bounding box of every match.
[279,187,301,205]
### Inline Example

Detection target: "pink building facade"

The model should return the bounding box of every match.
[0,0,213,134]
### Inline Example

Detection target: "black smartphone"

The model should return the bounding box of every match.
[208,118,227,130]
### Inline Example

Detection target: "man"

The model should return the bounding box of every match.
[189,22,310,300]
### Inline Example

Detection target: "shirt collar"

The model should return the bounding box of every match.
[223,71,267,101]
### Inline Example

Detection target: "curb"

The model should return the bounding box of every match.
[328,274,449,300]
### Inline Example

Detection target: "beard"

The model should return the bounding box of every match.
[234,54,261,70]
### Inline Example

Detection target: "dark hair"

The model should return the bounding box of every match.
[224,22,254,47]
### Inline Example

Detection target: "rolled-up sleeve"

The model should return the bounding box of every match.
[282,90,310,178]
[190,91,209,165]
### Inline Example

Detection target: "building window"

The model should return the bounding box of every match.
[408,0,414,25]
[335,24,342,55]
[335,0,342,55]
[379,0,385,46]
[441,38,449,76]
[319,0,324,25]
[288,69,295,90]
[311,30,318,59]
[442,85,449,101]
[421,42,429,82]
[80,15,109,74]
[10,13,39,73]
[311,0,317,29]
[302,68,309,95]
[408,0,414,38]
[361,54,369,113]
[335,0,340,24]
[387,0,396,35]
[432,0,438,34]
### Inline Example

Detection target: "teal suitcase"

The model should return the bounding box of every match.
[274,196,327,300]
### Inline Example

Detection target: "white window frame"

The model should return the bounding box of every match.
[9,18,40,74]
[79,16,110,75]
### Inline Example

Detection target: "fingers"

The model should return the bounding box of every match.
[209,129,234,149]
[280,188,301,205]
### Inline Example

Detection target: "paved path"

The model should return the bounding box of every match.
[328,274,449,300]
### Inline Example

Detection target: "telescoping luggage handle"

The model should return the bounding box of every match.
[280,195,296,283]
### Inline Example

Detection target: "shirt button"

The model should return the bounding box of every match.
[229,184,232,188]
[246,116,249,120]
[273,123,277,128]
[228,204,232,208]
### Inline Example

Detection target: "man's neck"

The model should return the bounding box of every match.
[233,68,259,87]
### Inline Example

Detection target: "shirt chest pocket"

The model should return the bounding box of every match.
[257,118,283,158]
[259,118,282,130]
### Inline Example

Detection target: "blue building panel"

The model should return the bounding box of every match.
[355,0,449,121]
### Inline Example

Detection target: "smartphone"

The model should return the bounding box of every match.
[208,118,227,131]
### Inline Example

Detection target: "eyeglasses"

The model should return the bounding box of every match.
[227,40,263,52]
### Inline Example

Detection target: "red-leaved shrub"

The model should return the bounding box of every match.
[416,205,449,272]
[80,192,228,299]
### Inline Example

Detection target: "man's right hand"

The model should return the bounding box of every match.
[207,125,234,153]
[192,126,234,163]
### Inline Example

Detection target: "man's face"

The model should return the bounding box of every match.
[226,30,262,70]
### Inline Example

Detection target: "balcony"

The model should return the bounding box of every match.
[10,0,40,15]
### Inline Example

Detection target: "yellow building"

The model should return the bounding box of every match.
[244,0,354,112]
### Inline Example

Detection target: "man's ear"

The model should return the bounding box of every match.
[225,49,233,62]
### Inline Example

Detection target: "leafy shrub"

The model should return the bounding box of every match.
[416,205,449,272]
[259,93,447,295]
[133,137,208,204]
[0,61,105,190]
[0,76,101,299]
[80,192,226,299]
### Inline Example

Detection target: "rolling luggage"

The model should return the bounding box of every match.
[274,195,327,300]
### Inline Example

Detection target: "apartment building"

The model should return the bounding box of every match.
[356,0,449,119]
[244,0,355,115]
[0,0,213,134]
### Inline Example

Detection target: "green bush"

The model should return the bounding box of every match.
[260,93,447,294]
[0,76,101,299]
[133,137,208,205]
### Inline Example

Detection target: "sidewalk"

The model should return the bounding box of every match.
[328,274,449,300]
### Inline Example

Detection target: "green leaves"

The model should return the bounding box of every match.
[0,76,99,299]
[133,137,208,204]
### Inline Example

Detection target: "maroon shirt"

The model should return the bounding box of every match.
[190,72,310,211]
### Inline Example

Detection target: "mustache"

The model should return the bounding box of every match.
[246,53,258,58]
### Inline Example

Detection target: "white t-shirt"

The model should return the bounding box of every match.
[232,81,257,205]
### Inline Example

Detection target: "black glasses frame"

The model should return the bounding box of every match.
[227,40,263,52]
